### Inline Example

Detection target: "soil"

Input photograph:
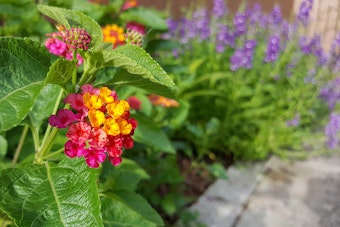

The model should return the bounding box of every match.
[157,152,234,225]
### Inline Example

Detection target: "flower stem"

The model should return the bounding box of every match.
[34,88,64,164]
[12,125,29,166]
[42,147,64,160]
[34,127,59,164]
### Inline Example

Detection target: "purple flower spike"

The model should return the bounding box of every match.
[264,35,281,62]
[325,113,340,149]
[212,0,227,19]
[297,0,313,26]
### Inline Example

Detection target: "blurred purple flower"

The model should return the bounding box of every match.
[269,5,283,25]
[325,113,340,149]
[234,12,247,37]
[230,40,257,71]
[319,77,340,110]
[299,35,328,65]
[286,114,300,127]
[329,32,340,72]
[264,35,281,62]
[297,0,313,26]
[212,0,227,19]
[215,24,235,52]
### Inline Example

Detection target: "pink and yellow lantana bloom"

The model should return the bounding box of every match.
[48,84,138,168]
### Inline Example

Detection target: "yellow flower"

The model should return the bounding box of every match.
[83,92,103,109]
[103,118,120,136]
[102,24,125,48]
[88,109,105,128]
[106,100,130,119]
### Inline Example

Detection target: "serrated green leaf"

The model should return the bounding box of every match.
[0,37,50,132]
[120,7,168,30]
[133,114,175,154]
[102,191,163,227]
[0,157,103,227]
[90,44,177,98]
[29,84,63,134]
[37,4,103,50]
[45,58,77,85]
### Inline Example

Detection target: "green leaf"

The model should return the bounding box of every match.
[0,37,50,132]
[37,4,103,50]
[0,135,7,159]
[102,191,163,227]
[28,84,63,134]
[120,7,168,30]
[0,157,103,227]
[91,44,177,98]
[100,159,149,192]
[45,58,77,86]
[133,114,175,154]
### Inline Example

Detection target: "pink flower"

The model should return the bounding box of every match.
[83,147,106,168]
[64,140,85,158]
[89,128,107,148]
[126,22,146,35]
[66,122,92,144]
[108,156,122,166]
[122,135,134,149]
[127,96,142,110]
[81,84,99,95]
[64,93,85,111]
[48,85,138,168]
[48,109,78,128]
[106,136,123,157]
[76,54,84,66]
[45,38,67,56]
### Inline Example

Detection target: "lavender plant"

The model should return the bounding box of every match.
[154,0,338,160]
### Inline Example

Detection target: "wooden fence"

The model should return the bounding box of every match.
[293,0,340,51]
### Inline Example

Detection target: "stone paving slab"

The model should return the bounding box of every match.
[178,153,340,227]
[176,161,267,227]
[235,153,340,227]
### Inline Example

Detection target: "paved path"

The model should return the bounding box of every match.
[177,153,340,227]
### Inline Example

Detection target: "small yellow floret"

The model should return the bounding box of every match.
[118,118,132,135]
[83,92,102,109]
[99,87,114,103]
[103,118,120,136]
[88,109,105,128]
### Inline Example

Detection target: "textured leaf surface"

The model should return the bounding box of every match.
[92,44,177,98]
[45,58,77,86]
[0,157,103,227]
[101,191,163,227]
[0,37,50,132]
[37,4,103,50]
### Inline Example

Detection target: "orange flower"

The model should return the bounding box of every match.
[148,94,179,107]
[122,0,138,10]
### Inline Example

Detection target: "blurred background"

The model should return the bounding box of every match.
[138,0,340,51]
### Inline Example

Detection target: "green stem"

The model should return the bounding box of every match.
[34,127,59,164]
[40,89,64,150]
[12,125,29,166]
[42,147,64,160]
[34,89,64,164]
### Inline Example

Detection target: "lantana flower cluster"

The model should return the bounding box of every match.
[45,26,91,66]
[48,84,137,168]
